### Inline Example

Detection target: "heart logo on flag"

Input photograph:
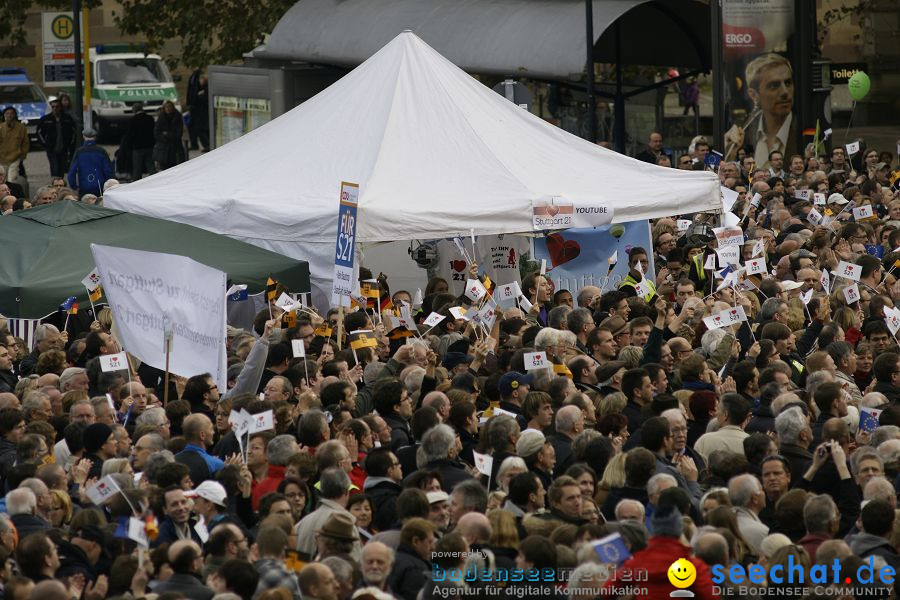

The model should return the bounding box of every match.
[451,260,466,272]
[546,204,560,217]
[545,233,581,268]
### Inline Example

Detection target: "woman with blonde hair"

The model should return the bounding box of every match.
[60,390,89,414]
[101,458,133,477]
[705,505,752,564]
[48,489,73,528]
[487,508,520,552]
[595,452,627,509]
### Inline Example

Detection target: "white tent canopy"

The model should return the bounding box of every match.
[105,31,718,304]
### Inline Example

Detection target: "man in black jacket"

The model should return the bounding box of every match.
[373,378,414,451]
[124,102,156,180]
[37,98,76,177]
[0,346,16,393]
[364,447,404,531]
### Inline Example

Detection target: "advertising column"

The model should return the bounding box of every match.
[718,0,797,171]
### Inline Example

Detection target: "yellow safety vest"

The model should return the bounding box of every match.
[619,274,657,302]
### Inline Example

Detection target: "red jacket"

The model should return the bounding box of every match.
[604,536,719,600]
[252,464,286,510]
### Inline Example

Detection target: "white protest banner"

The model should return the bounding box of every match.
[715,246,740,267]
[843,283,861,304]
[794,189,812,201]
[128,517,149,547]
[677,219,692,232]
[332,182,359,307]
[524,351,550,371]
[85,475,121,505]
[745,257,767,276]
[807,207,823,226]
[249,410,274,434]
[99,351,128,373]
[846,140,860,156]
[106,393,116,413]
[820,270,831,294]
[835,261,862,282]
[495,282,521,306]
[712,226,744,248]
[290,340,305,358]
[472,451,494,477]
[91,245,228,390]
[422,312,446,329]
[853,205,874,221]
[448,307,468,321]
[464,279,488,302]
[884,306,900,336]
[813,193,827,206]
[82,268,101,292]
[531,196,613,230]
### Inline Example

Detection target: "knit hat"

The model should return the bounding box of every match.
[515,429,546,458]
[651,504,684,538]
[82,423,113,454]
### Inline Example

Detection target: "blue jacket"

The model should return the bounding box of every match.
[67,141,113,195]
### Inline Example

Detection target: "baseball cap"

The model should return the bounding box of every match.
[427,491,450,504]
[827,193,849,205]
[498,371,533,396]
[781,281,803,291]
[184,481,227,507]
[83,128,97,138]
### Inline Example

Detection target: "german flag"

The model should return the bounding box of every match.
[89,285,103,303]
[553,363,572,378]
[314,323,333,338]
[349,330,378,350]
[266,277,278,302]
[389,327,413,341]
[380,295,393,313]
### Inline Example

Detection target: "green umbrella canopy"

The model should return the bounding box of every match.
[0,201,310,318]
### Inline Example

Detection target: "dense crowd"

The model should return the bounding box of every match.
[0,123,900,600]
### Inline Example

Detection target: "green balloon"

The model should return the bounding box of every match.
[848,71,870,101]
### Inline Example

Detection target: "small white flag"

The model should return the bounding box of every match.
[703,313,728,330]
[290,339,305,358]
[464,279,488,302]
[846,140,860,156]
[472,304,498,331]
[704,254,717,270]
[413,289,423,308]
[607,250,618,266]
[745,257,767,276]
[128,517,149,547]
[813,193,827,206]
[106,393,116,413]
[194,519,210,544]
[99,352,128,373]
[794,189,812,201]
[495,282,522,305]
[248,410,274,434]
[448,307,468,321]
[843,283,860,305]
[85,475,121,505]
[677,219,691,232]
[835,261,862,282]
[751,239,764,258]
[885,306,900,336]
[807,207,823,226]
[422,312,446,329]
[634,278,653,299]
[801,288,814,305]
[524,351,550,371]
[750,193,762,208]
[517,295,533,312]
[853,205,874,221]
[81,269,101,292]
[539,259,547,276]
[722,305,748,324]
[472,451,494,477]
[275,293,295,309]
[820,270,830,294]
[716,246,740,267]
[493,407,518,418]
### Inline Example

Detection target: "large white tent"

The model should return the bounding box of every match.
[105,31,719,305]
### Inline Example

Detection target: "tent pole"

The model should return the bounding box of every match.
[585,0,597,143]
[614,20,626,154]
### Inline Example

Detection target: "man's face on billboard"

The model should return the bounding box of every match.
[751,64,794,119]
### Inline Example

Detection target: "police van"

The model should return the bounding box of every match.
[90,44,180,138]
[0,68,51,143]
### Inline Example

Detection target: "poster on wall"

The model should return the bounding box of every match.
[720,0,797,170]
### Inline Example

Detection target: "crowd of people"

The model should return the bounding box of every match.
[0,121,899,600]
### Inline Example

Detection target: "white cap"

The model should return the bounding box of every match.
[426,491,450,504]
[184,480,227,507]
[781,281,803,291]
[828,193,849,205]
